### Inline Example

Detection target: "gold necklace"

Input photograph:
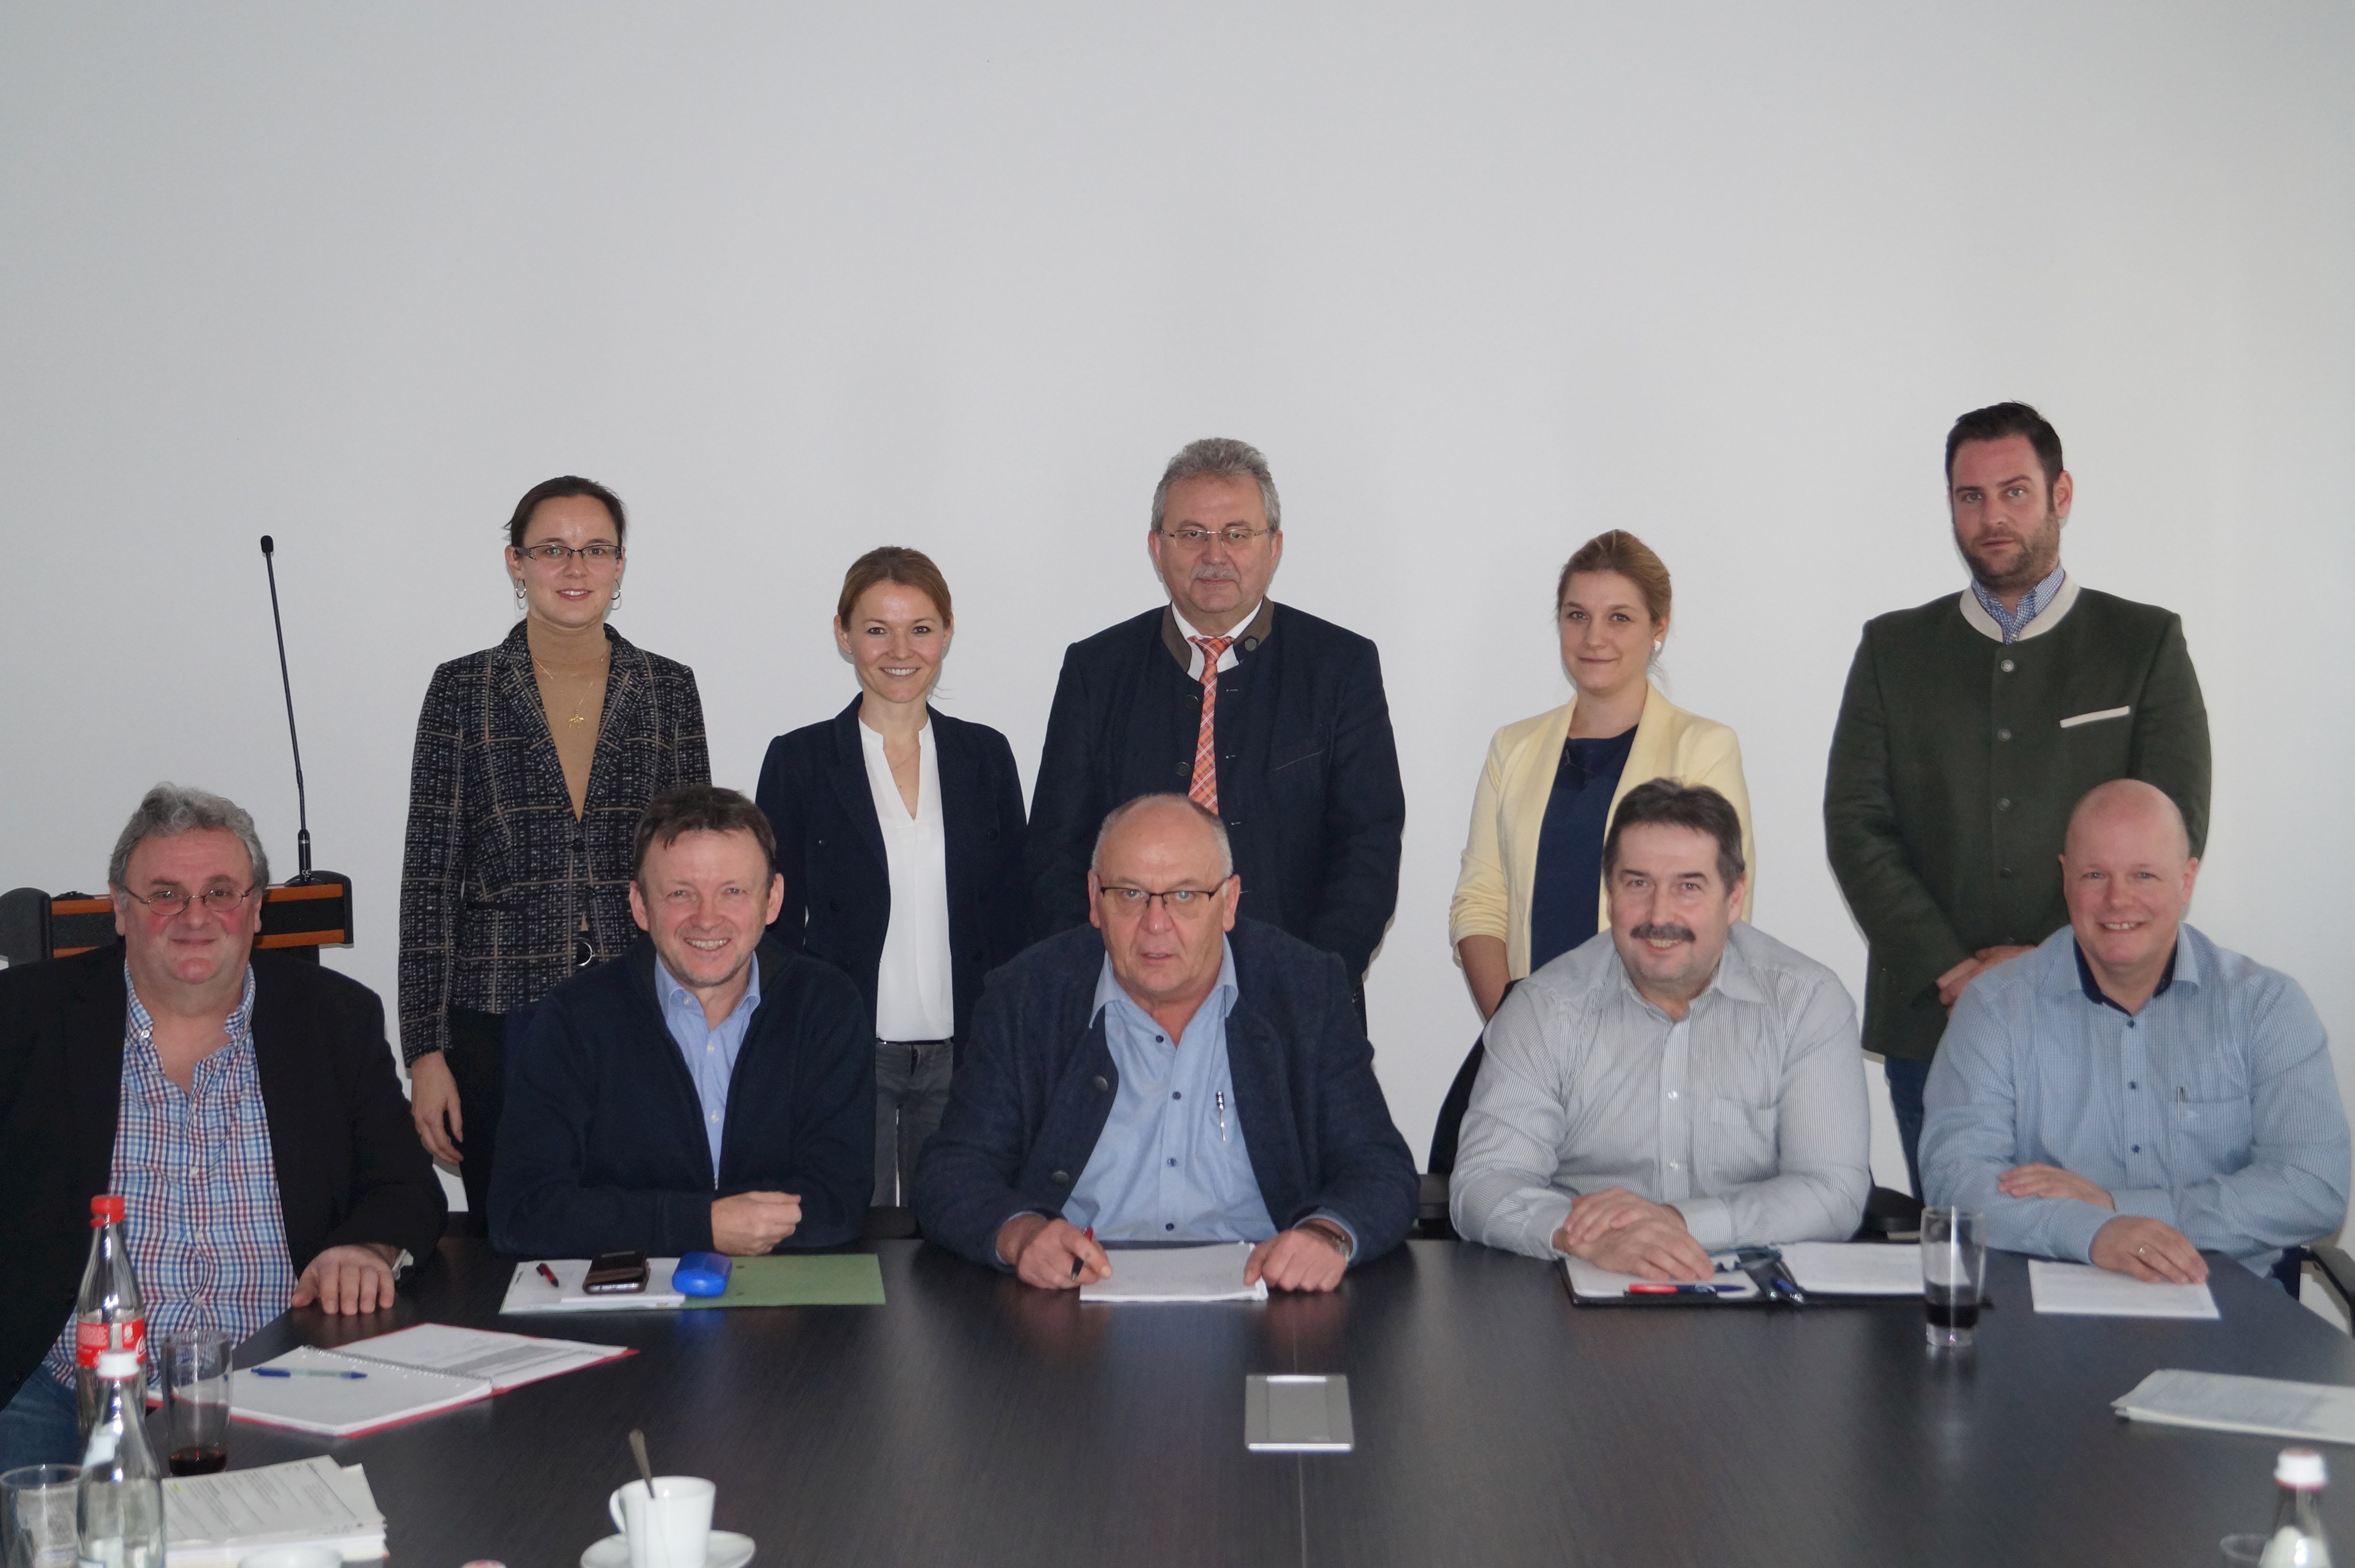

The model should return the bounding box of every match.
[532,657,608,730]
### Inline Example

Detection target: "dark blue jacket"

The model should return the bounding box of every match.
[490,936,875,1257]
[912,919,1418,1269]
[755,699,1027,1049]
[1027,602,1406,986]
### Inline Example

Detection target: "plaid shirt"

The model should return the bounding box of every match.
[42,965,295,1386]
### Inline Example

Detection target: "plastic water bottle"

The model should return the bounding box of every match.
[75,1348,165,1568]
[2259,1448,2333,1568]
[72,1196,145,1441]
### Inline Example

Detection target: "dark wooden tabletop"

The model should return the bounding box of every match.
[224,1239,2355,1567]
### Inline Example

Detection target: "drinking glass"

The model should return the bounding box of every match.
[1922,1206,1987,1351]
[156,1328,232,1475]
[1,1463,79,1568]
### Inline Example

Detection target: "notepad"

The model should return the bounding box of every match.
[332,1322,632,1390]
[498,1258,691,1314]
[230,1345,490,1437]
[2030,1259,2220,1318]
[163,1455,386,1567]
[1776,1241,1924,1296]
[2114,1369,2355,1446]
[1559,1255,1762,1302]
[1080,1242,1270,1302]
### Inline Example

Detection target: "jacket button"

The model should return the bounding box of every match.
[1996,797,2012,812]
[1093,1075,1109,1093]
[1052,1170,1070,1185]
[1999,658,2016,673]
[569,836,585,853]
[1243,638,1259,651]
[1999,867,2015,879]
[816,837,826,847]
[986,827,999,841]
[1997,729,2012,741]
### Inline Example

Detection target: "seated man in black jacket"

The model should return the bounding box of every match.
[0,784,445,1471]
[492,786,873,1259]
[916,794,1417,1290]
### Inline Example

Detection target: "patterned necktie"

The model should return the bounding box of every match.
[1187,635,1234,811]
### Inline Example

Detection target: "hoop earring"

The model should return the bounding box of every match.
[512,580,526,603]
[609,581,623,610]
[1652,640,1663,653]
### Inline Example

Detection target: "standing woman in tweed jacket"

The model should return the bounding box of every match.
[398,476,710,1217]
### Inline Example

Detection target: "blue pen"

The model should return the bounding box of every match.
[1627,1282,1747,1295]
[253,1367,368,1379]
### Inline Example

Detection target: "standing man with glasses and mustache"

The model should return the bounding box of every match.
[1451,781,1869,1278]
[1825,402,2211,1198]
[0,785,444,1470]
[1027,439,1406,1014]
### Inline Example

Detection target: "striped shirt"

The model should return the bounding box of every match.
[42,965,296,1386]
[1969,563,2067,643]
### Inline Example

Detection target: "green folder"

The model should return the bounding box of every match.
[680,1253,887,1308]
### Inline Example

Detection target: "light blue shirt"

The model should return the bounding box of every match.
[654,954,765,1175]
[1969,563,2066,643]
[1064,941,1278,1243]
[1921,924,2350,1274]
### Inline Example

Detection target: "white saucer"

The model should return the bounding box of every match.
[581,1530,754,1568]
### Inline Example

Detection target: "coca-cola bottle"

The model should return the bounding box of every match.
[73,1194,145,1440]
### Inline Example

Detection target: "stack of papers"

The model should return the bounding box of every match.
[162,1455,383,1567]
[1080,1242,1270,1303]
[2115,1369,2355,1444]
[497,1256,889,1313]
[232,1326,631,1436]
[2030,1260,2220,1319]
[1560,1256,1759,1302]
[499,1258,689,1313]
[1777,1242,1924,1295]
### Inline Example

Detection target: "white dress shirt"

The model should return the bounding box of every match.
[860,718,955,1041]
[1170,600,1264,678]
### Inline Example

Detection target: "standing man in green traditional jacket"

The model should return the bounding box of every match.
[1824,401,2211,1197]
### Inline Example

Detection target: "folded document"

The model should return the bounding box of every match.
[2115,1369,2355,1446]
[1081,1242,1270,1302]
[163,1454,384,1566]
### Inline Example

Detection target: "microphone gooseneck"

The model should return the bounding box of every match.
[259,534,314,883]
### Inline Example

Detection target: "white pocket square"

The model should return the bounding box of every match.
[2059,706,2132,729]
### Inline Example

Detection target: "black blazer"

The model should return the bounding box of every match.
[490,937,875,1257]
[912,920,1419,1270]
[398,620,710,1064]
[754,699,1028,1048]
[1027,601,1406,985]
[0,946,447,1397]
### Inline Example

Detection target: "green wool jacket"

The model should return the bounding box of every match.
[1824,581,2210,1063]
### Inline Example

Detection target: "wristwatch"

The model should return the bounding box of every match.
[1300,1218,1354,1260]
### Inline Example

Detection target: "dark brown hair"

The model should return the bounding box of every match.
[837,546,953,630]
[1556,530,1671,626]
[1602,779,1745,889]
[1945,401,2063,489]
[631,785,777,881]
[506,476,627,549]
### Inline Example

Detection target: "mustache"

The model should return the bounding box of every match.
[1191,565,1240,582]
[1630,922,1696,944]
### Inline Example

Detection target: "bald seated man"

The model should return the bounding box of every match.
[914,793,1417,1290]
[1921,780,2349,1283]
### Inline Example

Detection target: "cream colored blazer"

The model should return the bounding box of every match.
[1449,683,1755,979]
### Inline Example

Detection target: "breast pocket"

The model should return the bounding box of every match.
[1269,738,1329,801]
[1704,1098,1778,1190]
[2174,1095,2254,1168]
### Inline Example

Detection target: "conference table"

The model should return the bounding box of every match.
[228,1237,2355,1566]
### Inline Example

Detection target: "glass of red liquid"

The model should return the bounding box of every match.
[155,1329,232,1475]
[1922,1207,1987,1351]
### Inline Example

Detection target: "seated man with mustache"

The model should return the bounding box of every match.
[1451,780,1870,1277]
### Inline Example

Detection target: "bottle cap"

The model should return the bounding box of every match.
[89,1195,126,1225]
[2277,1448,2328,1489]
[94,1350,141,1379]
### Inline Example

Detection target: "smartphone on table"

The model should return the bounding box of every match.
[582,1249,650,1294]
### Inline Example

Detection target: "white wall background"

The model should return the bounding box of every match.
[3,3,2349,1212]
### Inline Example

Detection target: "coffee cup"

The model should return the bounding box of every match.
[607,1476,714,1568]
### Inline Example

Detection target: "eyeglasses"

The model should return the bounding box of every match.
[516,543,623,565]
[1096,883,1227,916]
[119,883,258,919]
[1155,526,1270,550]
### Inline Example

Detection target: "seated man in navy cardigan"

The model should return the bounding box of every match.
[492,786,873,1258]
[915,794,1417,1290]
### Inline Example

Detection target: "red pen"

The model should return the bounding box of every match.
[1071,1226,1095,1282]
[536,1262,561,1289]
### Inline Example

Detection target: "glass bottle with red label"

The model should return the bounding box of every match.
[73,1194,145,1440]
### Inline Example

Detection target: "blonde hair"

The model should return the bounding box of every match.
[1556,530,1671,626]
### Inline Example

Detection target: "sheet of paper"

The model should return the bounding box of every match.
[1559,1255,1760,1301]
[229,1345,490,1437]
[680,1253,887,1308]
[335,1322,630,1390]
[498,1257,689,1313]
[163,1455,382,1549]
[2030,1259,2220,1318]
[2114,1369,2355,1446]
[1776,1241,1925,1295]
[1080,1242,1271,1303]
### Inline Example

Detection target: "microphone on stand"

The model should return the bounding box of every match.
[259,535,313,883]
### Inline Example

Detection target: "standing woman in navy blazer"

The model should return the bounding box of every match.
[755,548,1028,1205]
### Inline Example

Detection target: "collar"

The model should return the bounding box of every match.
[1958,568,2078,643]
[653,948,764,1026]
[2070,933,2187,1014]
[122,960,256,1055]
[1090,937,1241,1030]
[1609,923,1761,1018]
[1161,600,1275,671]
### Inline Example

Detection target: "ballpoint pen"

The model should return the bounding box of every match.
[1215,1091,1228,1143]
[1071,1225,1096,1281]
[1628,1282,1747,1295]
[536,1262,561,1289]
[254,1367,369,1379]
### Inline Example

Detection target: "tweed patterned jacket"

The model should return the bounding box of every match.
[398,621,709,1064]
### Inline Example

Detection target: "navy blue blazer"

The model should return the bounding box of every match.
[912,919,1418,1270]
[489,936,875,1258]
[1026,602,1405,986]
[755,699,1028,1048]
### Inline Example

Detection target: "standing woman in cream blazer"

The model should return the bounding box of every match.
[1449,530,1754,1020]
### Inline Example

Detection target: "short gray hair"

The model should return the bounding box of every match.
[1149,437,1282,534]
[1090,794,1234,880]
[108,783,270,891]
